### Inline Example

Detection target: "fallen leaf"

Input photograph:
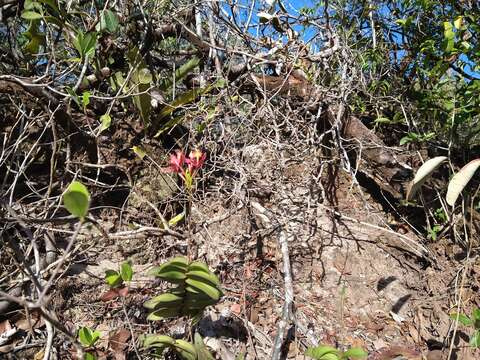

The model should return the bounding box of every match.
[109,328,130,360]
[100,287,129,302]
[230,303,242,315]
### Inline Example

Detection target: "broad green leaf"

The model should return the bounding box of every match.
[406,156,447,201]
[21,11,43,20]
[63,181,90,218]
[78,327,99,347]
[96,9,119,33]
[159,57,200,91]
[105,270,123,288]
[128,48,152,125]
[470,330,480,348]
[143,334,175,348]
[305,345,339,360]
[120,262,133,282]
[450,313,473,326]
[131,146,146,159]
[137,68,153,84]
[99,114,112,133]
[342,347,368,359]
[174,339,198,360]
[143,292,184,309]
[185,278,222,300]
[446,159,480,206]
[194,333,215,360]
[147,307,181,320]
[78,326,93,346]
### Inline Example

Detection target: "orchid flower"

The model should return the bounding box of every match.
[169,150,186,174]
[186,149,206,173]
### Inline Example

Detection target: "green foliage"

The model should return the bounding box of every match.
[450,308,480,348]
[99,114,112,133]
[72,31,97,60]
[305,345,367,360]
[63,181,90,219]
[96,10,119,33]
[105,261,134,288]
[78,326,101,347]
[143,332,214,360]
[127,47,153,127]
[145,257,222,321]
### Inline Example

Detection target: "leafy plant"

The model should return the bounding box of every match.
[450,308,480,348]
[105,261,134,288]
[63,181,90,220]
[78,326,101,360]
[144,256,222,321]
[305,344,367,360]
[143,332,214,360]
[78,326,101,347]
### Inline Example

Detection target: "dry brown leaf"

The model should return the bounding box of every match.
[108,328,131,360]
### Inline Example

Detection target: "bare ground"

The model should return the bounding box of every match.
[2,114,479,360]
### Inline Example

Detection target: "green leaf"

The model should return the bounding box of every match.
[21,11,43,20]
[168,211,185,227]
[78,327,100,347]
[159,57,200,91]
[63,181,90,219]
[81,91,91,109]
[131,146,146,160]
[194,333,215,360]
[143,334,176,348]
[120,262,133,282]
[143,292,184,310]
[105,270,123,288]
[78,327,93,346]
[99,114,112,133]
[128,48,152,126]
[137,68,153,84]
[85,352,96,360]
[147,307,181,320]
[472,308,480,323]
[185,278,222,300]
[454,16,463,29]
[470,330,480,348]
[305,345,340,360]
[450,313,473,326]
[96,9,119,33]
[342,347,368,359]
[399,136,411,145]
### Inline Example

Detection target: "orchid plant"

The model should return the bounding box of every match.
[167,149,206,191]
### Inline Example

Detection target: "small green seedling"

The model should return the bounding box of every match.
[78,326,101,347]
[105,261,134,288]
[305,345,367,360]
[450,308,480,348]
